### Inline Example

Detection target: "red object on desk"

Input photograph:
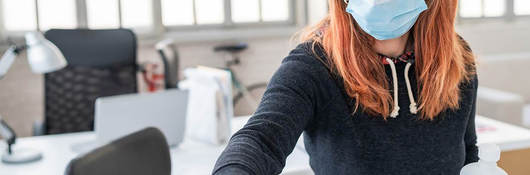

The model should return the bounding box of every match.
[141,63,165,92]
[477,123,498,134]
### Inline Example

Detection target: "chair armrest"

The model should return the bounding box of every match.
[32,120,45,136]
[477,86,525,126]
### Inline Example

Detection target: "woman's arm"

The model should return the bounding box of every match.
[464,75,479,164]
[213,56,325,174]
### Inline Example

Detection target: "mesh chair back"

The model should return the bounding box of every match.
[43,29,138,134]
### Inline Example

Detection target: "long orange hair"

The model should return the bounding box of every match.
[299,0,476,120]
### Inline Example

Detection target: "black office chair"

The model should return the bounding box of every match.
[34,29,138,135]
[155,39,180,89]
[65,127,172,175]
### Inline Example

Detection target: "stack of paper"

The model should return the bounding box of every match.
[180,66,233,145]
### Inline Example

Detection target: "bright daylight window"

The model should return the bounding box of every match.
[514,0,530,15]
[460,0,506,18]
[1,0,37,31]
[161,0,291,26]
[37,0,77,31]
[1,0,294,35]
[87,0,153,29]
[459,0,530,18]
[86,0,120,29]
[1,0,78,32]
[231,0,290,23]
[120,0,153,29]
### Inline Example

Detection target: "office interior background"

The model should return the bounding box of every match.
[0,0,527,136]
[1,0,530,174]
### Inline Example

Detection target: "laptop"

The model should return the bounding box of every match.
[94,89,189,147]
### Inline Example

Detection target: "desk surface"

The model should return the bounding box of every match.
[2,116,530,175]
[0,117,312,175]
[475,116,530,151]
[0,132,311,175]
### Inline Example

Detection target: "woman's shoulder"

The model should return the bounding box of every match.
[282,41,334,75]
[271,41,342,112]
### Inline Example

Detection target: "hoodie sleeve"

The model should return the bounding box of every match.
[464,75,479,165]
[212,52,326,174]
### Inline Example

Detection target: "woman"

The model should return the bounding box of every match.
[214,0,477,174]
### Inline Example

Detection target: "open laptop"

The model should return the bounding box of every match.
[94,89,189,147]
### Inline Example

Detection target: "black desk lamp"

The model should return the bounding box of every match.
[0,32,67,164]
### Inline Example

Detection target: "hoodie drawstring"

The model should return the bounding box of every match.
[386,58,400,118]
[404,61,418,114]
[385,58,417,118]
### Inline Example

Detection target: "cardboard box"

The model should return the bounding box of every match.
[499,148,530,175]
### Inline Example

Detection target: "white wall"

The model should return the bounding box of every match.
[138,37,295,88]
[457,20,530,56]
[0,52,43,137]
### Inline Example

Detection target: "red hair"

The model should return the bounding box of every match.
[299,0,475,120]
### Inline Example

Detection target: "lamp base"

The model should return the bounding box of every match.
[1,148,42,164]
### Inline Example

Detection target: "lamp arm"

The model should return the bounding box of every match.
[0,116,16,154]
[0,46,20,80]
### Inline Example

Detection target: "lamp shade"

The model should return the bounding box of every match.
[25,32,67,74]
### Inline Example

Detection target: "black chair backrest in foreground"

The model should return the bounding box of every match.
[65,127,171,175]
[42,29,138,134]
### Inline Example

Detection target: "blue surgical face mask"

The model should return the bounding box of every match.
[345,0,428,40]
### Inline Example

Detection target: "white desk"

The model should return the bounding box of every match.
[475,116,530,151]
[2,116,530,175]
[0,117,312,175]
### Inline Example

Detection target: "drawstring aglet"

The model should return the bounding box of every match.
[409,103,418,114]
[390,107,400,118]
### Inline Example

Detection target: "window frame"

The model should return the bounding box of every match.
[0,0,305,42]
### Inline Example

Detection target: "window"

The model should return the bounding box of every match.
[231,0,290,23]
[120,0,153,29]
[161,0,194,26]
[459,0,529,19]
[0,0,77,31]
[261,0,290,22]
[86,0,120,29]
[37,0,77,30]
[514,0,530,15]
[0,0,299,38]
[87,0,155,30]
[161,0,292,27]
[161,0,225,26]
[1,0,37,31]
[231,0,260,23]
[460,0,505,18]
[195,0,224,24]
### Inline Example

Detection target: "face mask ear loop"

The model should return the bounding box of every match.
[386,58,400,118]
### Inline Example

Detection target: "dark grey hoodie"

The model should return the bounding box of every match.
[213,42,478,175]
